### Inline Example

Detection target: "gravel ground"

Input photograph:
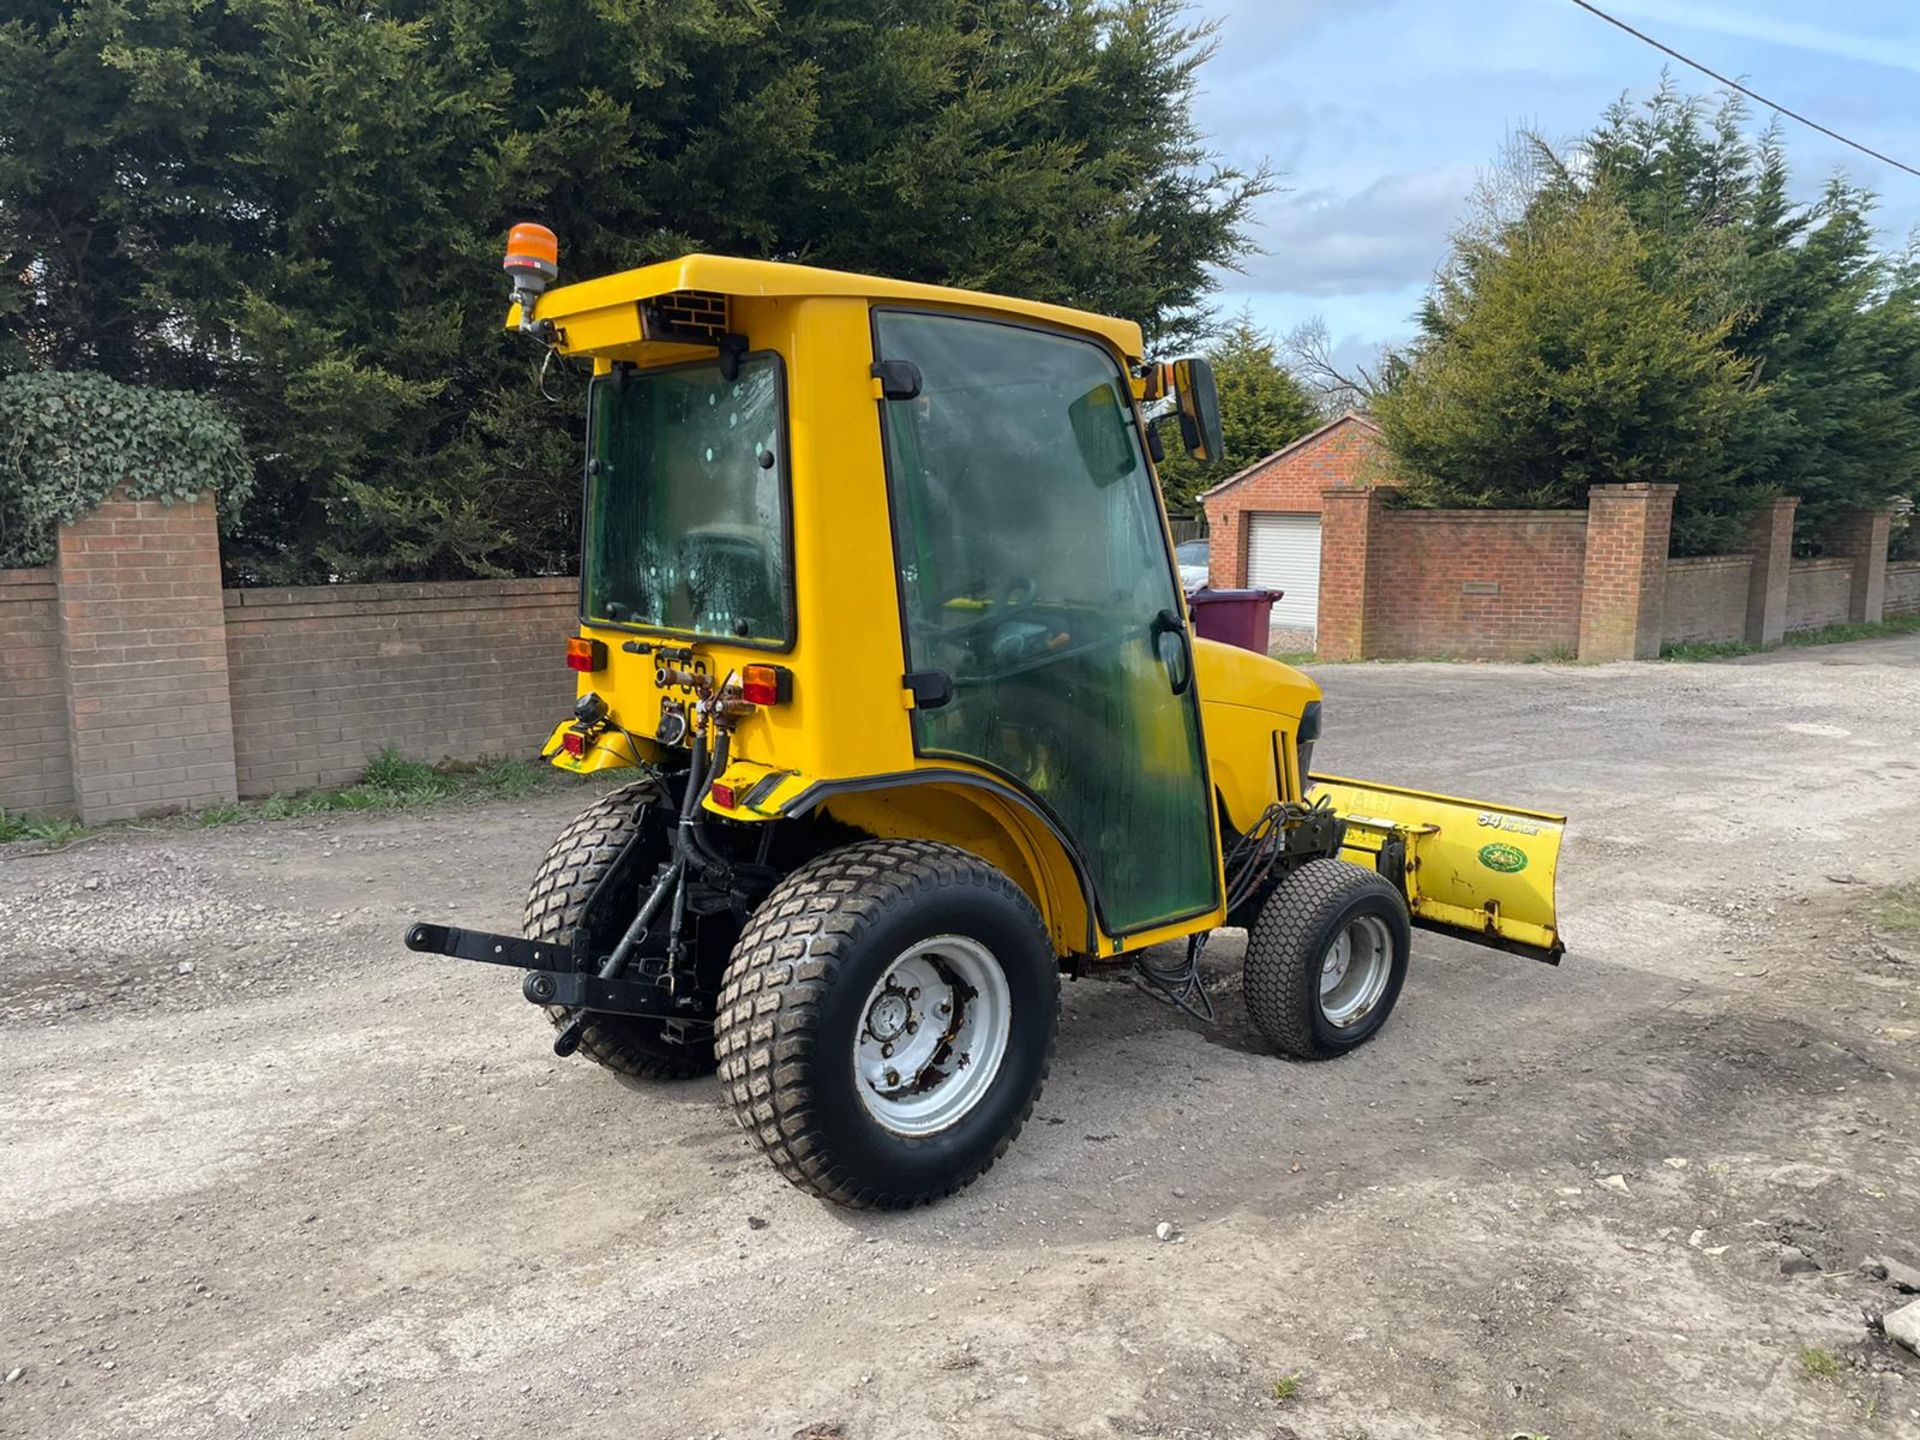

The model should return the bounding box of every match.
[3,636,1919,1440]
[1266,624,1315,656]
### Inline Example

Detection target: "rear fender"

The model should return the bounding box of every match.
[811,780,1096,957]
[1310,773,1565,963]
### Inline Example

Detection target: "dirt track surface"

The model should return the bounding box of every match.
[4,637,1920,1440]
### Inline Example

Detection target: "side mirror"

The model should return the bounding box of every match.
[1171,357,1224,463]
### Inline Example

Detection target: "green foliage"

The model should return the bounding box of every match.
[1876,881,1920,931]
[0,808,88,847]
[1,0,1266,582]
[1374,189,1761,552]
[1379,82,1920,554]
[1658,638,1762,662]
[1797,1345,1844,1382]
[0,371,252,567]
[1660,608,1920,660]
[1782,610,1920,647]
[195,748,549,826]
[1157,311,1319,512]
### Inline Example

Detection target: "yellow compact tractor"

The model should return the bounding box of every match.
[405,225,1566,1208]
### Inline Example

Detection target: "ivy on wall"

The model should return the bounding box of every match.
[0,372,253,568]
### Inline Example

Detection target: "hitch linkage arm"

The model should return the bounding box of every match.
[402,918,692,1030]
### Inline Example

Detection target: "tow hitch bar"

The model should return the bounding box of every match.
[403,923,689,1028]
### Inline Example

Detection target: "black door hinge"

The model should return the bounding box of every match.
[903,669,953,710]
[872,360,923,400]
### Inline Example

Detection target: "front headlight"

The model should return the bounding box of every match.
[1296,699,1322,791]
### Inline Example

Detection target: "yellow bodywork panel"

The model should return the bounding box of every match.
[513,253,1145,363]
[1310,774,1565,962]
[1193,638,1320,830]
[540,720,651,774]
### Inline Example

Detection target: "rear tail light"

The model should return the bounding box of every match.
[740,664,792,706]
[709,780,738,808]
[566,636,607,672]
[561,729,586,757]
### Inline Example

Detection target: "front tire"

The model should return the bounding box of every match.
[714,839,1058,1209]
[1244,859,1410,1059]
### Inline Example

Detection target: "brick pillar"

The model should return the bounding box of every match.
[1827,505,1892,625]
[1743,495,1798,646]
[56,492,238,822]
[1577,483,1677,662]
[1317,486,1386,660]
[1202,497,1247,589]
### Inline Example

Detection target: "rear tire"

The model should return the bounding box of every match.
[1244,859,1410,1059]
[523,778,718,1081]
[714,839,1058,1209]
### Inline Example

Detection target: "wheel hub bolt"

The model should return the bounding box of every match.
[881,1042,893,1058]
[884,1068,900,1087]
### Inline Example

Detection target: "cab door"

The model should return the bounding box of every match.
[873,309,1220,936]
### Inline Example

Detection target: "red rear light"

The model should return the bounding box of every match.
[740,664,792,706]
[561,729,586,757]
[566,636,607,673]
[709,780,738,809]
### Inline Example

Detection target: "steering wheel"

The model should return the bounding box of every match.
[915,576,1039,642]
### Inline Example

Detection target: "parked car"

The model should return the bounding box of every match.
[1176,537,1209,591]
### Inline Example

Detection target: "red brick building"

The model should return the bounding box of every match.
[1198,411,1385,631]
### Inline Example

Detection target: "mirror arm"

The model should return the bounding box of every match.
[1139,395,1178,423]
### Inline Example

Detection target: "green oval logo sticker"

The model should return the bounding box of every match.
[1478,842,1528,874]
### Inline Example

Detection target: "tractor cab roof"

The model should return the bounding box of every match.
[518,253,1146,367]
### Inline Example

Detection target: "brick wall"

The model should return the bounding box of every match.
[0,569,71,814]
[1365,511,1587,660]
[56,495,239,822]
[1785,559,1854,634]
[1202,413,1384,589]
[1888,561,1920,617]
[1661,555,1751,647]
[224,579,579,796]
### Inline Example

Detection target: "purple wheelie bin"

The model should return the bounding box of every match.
[1185,588,1282,654]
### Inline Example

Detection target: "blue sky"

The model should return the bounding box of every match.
[1187,0,1920,371]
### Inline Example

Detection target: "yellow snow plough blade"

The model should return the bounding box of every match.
[1310,774,1566,964]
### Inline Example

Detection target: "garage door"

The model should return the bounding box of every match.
[1246,512,1321,630]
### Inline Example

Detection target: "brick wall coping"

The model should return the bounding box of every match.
[225,577,578,609]
[1788,557,1854,572]
[1666,554,1753,570]
[1378,508,1588,525]
[1888,559,1920,571]
[1588,482,1681,495]
[0,567,58,589]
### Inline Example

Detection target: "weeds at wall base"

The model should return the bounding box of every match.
[1,749,567,849]
[193,750,550,826]
[0,809,88,846]
[1661,610,1920,662]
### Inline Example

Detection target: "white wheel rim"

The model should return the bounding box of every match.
[853,936,1012,1136]
[1319,914,1393,1029]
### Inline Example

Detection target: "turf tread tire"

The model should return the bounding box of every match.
[714,838,1057,1209]
[1244,859,1409,1061]
[522,778,714,1081]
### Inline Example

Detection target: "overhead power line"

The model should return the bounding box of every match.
[1564,0,1920,180]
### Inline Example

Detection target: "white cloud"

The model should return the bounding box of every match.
[1238,166,1476,297]
[1600,1,1920,77]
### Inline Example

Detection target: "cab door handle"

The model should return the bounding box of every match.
[1150,609,1193,696]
